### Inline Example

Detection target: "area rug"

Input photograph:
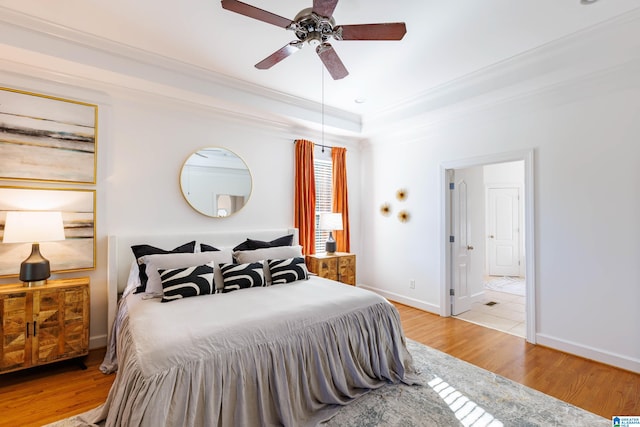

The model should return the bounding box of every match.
[44,340,607,427]
[324,340,608,426]
[484,276,526,296]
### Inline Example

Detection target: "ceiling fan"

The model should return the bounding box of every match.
[221,0,407,80]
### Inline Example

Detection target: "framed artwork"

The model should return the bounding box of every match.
[0,186,96,278]
[0,87,98,184]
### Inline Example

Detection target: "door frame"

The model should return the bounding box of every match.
[440,149,536,344]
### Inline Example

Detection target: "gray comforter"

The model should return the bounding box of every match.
[91,277,418,426]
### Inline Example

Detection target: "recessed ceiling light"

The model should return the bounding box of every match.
[580,0,599,4]
[354,98,366,104]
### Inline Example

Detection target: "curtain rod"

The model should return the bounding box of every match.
[292,140,346,153]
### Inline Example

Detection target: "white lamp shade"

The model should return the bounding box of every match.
[3,211,66,244]
[319,212,343,231]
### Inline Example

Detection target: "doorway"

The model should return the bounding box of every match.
[441,150,535,344]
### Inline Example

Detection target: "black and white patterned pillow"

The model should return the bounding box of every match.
[268,257,309,285]
[159,264,215,302]
[220,262,265,293]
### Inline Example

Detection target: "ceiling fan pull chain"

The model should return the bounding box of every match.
[321,61,325,153]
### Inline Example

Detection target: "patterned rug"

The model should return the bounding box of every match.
[324,340,607,427]
[45,340,608,427]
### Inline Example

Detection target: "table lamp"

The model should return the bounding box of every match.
[319,212,343,255]
[2,211,65,287]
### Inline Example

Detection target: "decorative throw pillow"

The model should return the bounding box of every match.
[131,241,196,293]
[234,245,304,285]
[232,234,294,251]
[220,262,265,293]
[159,264,215,302]
[233,245,303,263]
[139,250,233,295]
[232,240,252,252]
[268,257,309,285]
[200,243,220,252]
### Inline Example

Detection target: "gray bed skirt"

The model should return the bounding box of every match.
[88,281,419,426]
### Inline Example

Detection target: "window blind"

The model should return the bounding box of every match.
[314,158,332,253]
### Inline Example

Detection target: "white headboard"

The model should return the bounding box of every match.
[107,228,298,338]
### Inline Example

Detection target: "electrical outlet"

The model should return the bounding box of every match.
[409,279,415,289]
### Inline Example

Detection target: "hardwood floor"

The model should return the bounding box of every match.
[395,302,640,420]
[0,303,638,426]
[0,350,115,427]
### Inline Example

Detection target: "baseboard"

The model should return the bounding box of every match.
[90,334,107,350]
[357,284,440,315]
[536,333,640,373]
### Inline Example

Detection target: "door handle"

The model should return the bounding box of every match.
[467,245,474,250]
[488,235,494,239]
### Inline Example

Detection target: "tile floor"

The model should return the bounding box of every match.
[454,289,526,338]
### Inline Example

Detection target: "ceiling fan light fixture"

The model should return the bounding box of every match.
[292,9,336,44]
[221,0,406,79]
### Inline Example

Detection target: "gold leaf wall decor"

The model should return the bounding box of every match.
[396,188,408,201]
[380,203,391,216]
[398,210,410,223]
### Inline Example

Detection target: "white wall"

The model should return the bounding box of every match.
[359,62,640,371]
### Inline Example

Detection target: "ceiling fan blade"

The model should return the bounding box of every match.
[316,43,348,80]
[336,22,407,40]
[255,42,302,69]
[312,0,339,18]
[221,0,292,28]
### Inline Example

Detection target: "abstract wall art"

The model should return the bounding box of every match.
[0,87,97,184]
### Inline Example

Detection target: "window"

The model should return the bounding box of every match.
[314,148,332,253]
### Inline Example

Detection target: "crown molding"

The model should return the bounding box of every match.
[0,6,362,134]
[0,56,370,158]
[0,57,366,151]
[363,55,640,148]
[2,6,638,140]
[363,7,640,136]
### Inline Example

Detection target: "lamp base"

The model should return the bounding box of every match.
[325,232,337,255]
[22,279,47,288]
[19,243,51,286]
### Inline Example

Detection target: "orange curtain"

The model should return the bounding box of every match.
[294,139,316,255]
[331,147,350,252]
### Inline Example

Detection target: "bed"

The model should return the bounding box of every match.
[89,228,418,426]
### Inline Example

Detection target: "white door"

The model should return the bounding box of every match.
[487,187,520,276]
[451,168,485,315]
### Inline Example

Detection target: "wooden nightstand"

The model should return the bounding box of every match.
[0,277,90,374]
[306,253,356,285]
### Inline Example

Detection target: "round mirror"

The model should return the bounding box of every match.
[180,147,252,217]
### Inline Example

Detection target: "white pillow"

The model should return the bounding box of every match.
[123,260,142,298]
[234,245,303,285]
[233,245,303,263]
[139,249,233,295]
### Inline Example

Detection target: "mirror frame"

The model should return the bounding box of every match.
[180,147,252,218]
